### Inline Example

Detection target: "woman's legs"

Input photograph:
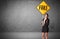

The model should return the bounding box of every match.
[42,32,45,39]
[45,32,48,39]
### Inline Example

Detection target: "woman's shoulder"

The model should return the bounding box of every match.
[47,18,50,22]
[48,18,50,20]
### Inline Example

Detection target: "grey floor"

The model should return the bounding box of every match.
[0,32,60,39]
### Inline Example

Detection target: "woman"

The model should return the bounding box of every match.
[41,13,49,39]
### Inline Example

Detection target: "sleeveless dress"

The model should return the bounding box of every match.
[42,18,49,32]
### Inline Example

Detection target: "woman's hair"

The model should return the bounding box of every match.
[45,13,49,17]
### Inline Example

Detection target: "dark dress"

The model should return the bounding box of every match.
[42,18,49,32]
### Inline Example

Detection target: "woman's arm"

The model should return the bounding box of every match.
[41,18,46,26]
[41,21,45,26]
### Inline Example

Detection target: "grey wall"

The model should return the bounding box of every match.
[0,0,60,32]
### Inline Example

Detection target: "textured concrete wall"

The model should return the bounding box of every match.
[0,0,60,32]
